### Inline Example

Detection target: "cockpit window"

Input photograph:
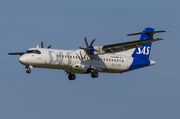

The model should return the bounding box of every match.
[26,50,41,54]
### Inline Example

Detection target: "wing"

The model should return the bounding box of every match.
[102,37,163,53]
[8,52,25,56]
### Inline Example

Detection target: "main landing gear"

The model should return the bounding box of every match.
[91,71,99,78]
[67,72,76,80]
[66,71,98,80]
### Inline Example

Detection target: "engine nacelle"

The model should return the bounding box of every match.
[91,46,106,55]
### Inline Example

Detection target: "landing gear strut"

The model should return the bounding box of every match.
[68,73,76,80]
[91,71,99,78]
[89,65,99,78]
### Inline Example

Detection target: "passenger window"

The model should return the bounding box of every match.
[106,58,108,61]
[109,59,111,61]
[70,56,72,58]
[114,59,116,62]
[103,58,105,61]
[65,55,66,58]
[122,60,124,62]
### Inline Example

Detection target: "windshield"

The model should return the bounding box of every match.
[26,50,41,54]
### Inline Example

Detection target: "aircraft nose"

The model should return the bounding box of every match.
[19,56,27,64]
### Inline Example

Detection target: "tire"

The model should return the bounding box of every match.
[68,74,72,80]
[71,74,76,80]
[26,70,31,73]
[94,71,99,78]
[91,72,98,78]
[68,74,76,80]
[91,72,95,78]
[26,70,29,73]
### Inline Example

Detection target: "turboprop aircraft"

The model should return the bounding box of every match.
[8,28,170,80]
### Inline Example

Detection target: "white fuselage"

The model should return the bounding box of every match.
[19,48,135,74]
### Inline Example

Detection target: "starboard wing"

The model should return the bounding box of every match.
[102,37,163,53]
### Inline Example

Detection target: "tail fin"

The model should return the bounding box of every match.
[117,28,170,59]
[131,28,154,60]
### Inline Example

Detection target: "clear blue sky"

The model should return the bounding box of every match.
[0,0,180,119]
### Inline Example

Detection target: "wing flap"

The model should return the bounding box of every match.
[103,37,162,52]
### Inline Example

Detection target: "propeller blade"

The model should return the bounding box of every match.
[78,46,90,51]
[78,46,85,49]
[47,45,52,49]
[79,36,97,56]
[41,40,44,48]
[90,38,96,48]
[84,36,89,47]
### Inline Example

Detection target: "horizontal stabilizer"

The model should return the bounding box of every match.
[127,30,170,36]
[8,52,24,55]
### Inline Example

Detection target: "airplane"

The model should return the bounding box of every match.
[8,28,170,80]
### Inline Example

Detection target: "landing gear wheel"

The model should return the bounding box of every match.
[68,73,76,80]
[26,70,31,73]
[91,71,99,78]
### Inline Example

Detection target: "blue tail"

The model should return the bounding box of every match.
[126,27,170,71]
[131,28,154,60]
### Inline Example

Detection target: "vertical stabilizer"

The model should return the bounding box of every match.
[131,28,154,60]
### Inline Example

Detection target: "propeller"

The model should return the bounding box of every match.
[78,36,98,55]
[41,40,52,49]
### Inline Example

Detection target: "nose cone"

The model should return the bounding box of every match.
[19,56,27,65]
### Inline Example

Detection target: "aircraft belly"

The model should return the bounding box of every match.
[103,68,124,73]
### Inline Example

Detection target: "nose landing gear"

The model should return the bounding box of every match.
[25,65,33,74]
[26,70,31,73]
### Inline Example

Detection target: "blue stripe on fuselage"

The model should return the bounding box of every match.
[128,58,150,70]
